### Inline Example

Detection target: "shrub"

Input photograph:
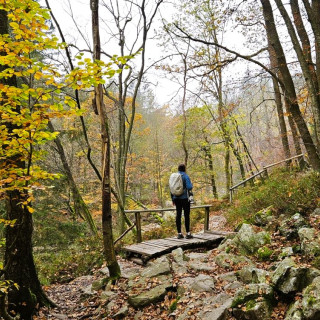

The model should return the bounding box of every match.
[226,169,320,225]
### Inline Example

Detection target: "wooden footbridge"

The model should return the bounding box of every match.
[122,205,233,264]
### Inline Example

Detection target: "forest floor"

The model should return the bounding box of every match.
[33,214,232,320]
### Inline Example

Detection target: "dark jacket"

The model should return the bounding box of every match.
[171,171,193,201]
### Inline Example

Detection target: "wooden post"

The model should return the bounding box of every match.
[229,189,233,203]
[135,212,142,243]
[263,166,268,178]
[204,206,210,231]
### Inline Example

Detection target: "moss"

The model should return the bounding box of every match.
[169,299,178,312]
[257,246,273,261]
[312,256,320,269]
[246,299,256,310]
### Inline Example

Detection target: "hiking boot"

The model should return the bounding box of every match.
[177,233,184,239]
[186,233,193,239]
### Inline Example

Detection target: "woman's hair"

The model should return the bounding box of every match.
[178,164,186,172]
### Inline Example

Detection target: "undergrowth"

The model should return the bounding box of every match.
[225,168,320,225]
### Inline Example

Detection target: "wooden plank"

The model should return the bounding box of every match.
[144,239,180,248]
[125,244,165,256]
[193,234,224,241]
[205,230,236,236]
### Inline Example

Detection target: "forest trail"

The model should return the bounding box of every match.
[34,214,228,320]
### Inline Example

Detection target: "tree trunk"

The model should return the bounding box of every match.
[1,8,52,319]
[48,121,97,233]
[261,0,320,171]
[275,0,320,148]
[203,145,218,198]
[91,0,120,279]
[5,191,53,319]
[267,38,291,160]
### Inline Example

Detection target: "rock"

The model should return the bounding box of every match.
[300,276,320,319]
[215,252,253,269]
[128,283,169,308]
[298,227,320,257]
[180,274,215,292]
[171,247,185,263]
[141,256,171,278]
[224,281,242,291]
[198,293,233,320]
[233,224,271,254]
[188,260,216,272]
[279,213,308,240]
[271,257,295,285]
[100,290,117,302]
[113,303,129,319]
[92,278,106,291]
[271,258,319,295]
[81,284,94,298]
[285,301,303,320]
[310,208,320,218]
[186,252,209,262]
[253,206,273,226]
[237,266,268,284]
[218,238,234,251]
[99,267,110,276]
[172,261,188,275]
[231,283,274,308]
[233,300,272,320]
[218,272,237,283]
[280,247,294,258]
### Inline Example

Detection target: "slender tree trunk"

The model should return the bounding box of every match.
[181,56,189,167]
[267,40,291,160]
[261,0,320,171]
[155,131,164,206]
[203,145,218,198]
[90,0,120,279]
[1,8,52,319]
[48,121,97,232]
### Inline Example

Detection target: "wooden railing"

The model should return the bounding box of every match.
[229,153,306,202]
[123,205,212,243]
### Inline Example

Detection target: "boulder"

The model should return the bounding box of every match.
[128,282,170,308]
[233,300,272,320]
[218,272,237,283]
[218,238,235,251]
[196,293,233,320]
[298,227,320,257]
[233,224,271,254]
[215,252,253,270]
[188,260,216,272]
[272,258,319,295]
[179,274,215,293]
[141,256,171,278]
[186,251,209,262]
[171,247,185,264]
[237,266,268,284]
[301,276,320,319]
[253,206,273,226]
[278,213,308,240]
[231,283,273,309]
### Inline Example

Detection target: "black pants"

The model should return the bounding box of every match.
[174,198,190,234]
